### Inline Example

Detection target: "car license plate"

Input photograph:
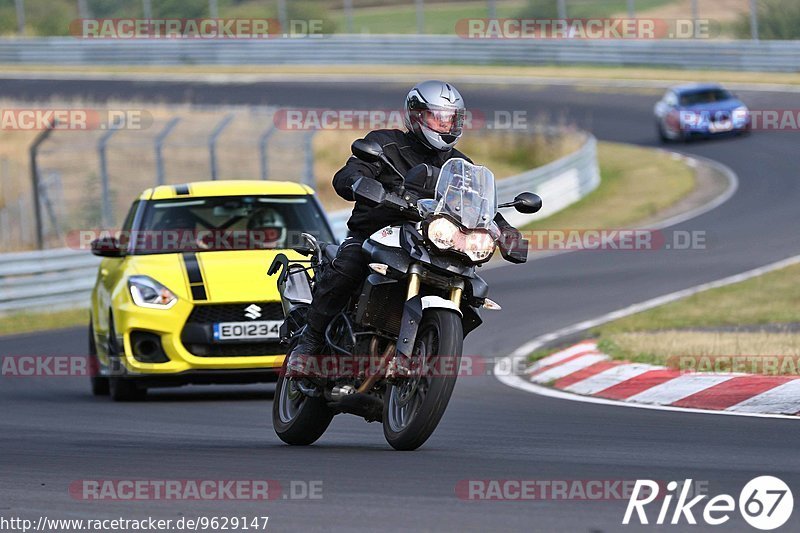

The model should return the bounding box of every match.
[709,121,733,133]
[213,321,282,341]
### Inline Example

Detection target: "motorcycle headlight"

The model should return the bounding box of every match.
[464,231,496,262]
[128,275,177,309]
[427,217,460,250]
[425,217,496,263]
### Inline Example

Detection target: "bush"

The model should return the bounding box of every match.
[734,0,800,40]
[516,0,561,19]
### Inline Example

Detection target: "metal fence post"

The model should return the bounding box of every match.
[557,0,567,20]
[155,117,180,185]
[208,113,234,181]
[627,0,635,18]
[749,0,759,41]
[258,123,277,180]
[14,0,25,35]
[416,0,424,34]
[29,122,56,249]
[303,130,317,189]
[344,0,354,33]
[98,124,122,228]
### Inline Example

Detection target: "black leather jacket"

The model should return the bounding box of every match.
[333,129,471,237]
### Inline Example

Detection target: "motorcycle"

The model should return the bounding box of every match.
[267,138,542,450]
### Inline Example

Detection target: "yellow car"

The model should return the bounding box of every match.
[88,180,334,401]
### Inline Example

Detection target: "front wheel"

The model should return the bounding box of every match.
[272,357,334,445]
[383,309,463,451]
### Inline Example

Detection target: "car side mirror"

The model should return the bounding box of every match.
[351,139,384,163]
[91,237,124,257]
[352,176,386,207]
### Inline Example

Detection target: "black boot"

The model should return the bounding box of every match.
[285,326,326,379]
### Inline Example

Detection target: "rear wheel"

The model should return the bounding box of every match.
[272,346,334,445]
[383,309,463,451]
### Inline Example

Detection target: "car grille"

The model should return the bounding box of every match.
[181,303,286,358]
[187,303,285,323]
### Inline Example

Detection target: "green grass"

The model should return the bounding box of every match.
[598,264,800,333]
[523,141,695,231]
[333,0,677,35]
[0,308,88,337]
[532,262,800,373]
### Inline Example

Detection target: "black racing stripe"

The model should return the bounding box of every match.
[190,284,208,301]
[174,184,190,196]
[182,252,208,301]
[183,252,203,284]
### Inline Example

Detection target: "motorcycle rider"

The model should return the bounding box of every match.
[286,80,519,377]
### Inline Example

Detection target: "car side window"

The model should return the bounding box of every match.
[118,201,139,250]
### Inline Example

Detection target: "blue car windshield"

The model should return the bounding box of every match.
[679,89,733,106]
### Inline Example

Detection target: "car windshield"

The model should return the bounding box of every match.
[127,195,333,254]
[679,89,733,106]
[433,158,496,229]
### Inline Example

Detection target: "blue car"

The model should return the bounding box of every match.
[654,83,750,142]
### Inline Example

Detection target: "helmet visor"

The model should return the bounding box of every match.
[414,106,466,135]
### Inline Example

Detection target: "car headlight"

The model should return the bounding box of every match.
[425,217,496,263]
[679,110,700,128]
[128,275,177,309]
[733,105,750,123]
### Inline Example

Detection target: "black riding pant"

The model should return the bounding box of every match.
[305,234,369,335]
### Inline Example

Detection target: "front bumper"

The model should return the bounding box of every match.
[111,299,286,377]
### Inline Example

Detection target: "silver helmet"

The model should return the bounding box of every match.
[404,80,466,151]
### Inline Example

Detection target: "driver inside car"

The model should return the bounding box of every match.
[286,80,522,378]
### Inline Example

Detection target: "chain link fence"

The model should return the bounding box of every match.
[0,105,318,250]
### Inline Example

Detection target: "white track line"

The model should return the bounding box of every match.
[527,341,597,372]
[727,380,800,415]
[495,254,800,420]
[564,363,657,395]
[626,374,734,405]
[530,353,609,383]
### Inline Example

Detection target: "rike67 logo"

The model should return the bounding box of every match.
[623,476,793,530]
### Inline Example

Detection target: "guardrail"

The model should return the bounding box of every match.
[0,131,599,314]
[0,37,799,71]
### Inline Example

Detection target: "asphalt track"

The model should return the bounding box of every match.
[1,78,800,532]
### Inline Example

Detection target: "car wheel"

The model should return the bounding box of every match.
[657,121,670,143]
[106,314,147,402]
[88,320,109,396]
[109,377,147,402]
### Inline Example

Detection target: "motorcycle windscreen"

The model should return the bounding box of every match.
[433,158,497,229]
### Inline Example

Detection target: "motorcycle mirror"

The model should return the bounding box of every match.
[498,192,543,214]
[513,192,543,214]
[351,139,384,163]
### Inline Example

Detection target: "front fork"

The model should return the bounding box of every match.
[406,269,464,306]
[396,265,464,358]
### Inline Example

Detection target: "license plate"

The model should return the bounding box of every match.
[213,321,282,341]
[709,121,733,133]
